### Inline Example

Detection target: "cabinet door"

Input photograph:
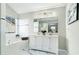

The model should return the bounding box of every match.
[42,36,49,51]
[29,36,36,49]
[49,37,58,54]
[35,36,42,50]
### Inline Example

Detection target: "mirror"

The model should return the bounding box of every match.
[34,17,58,34]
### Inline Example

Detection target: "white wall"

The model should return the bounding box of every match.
[19,7,67,50]
[6,4,19,18]
[1,3,6,54]
[67,20,79,54]
[56,7,67,50]
[66,4,79,55]
[0,3,1,54]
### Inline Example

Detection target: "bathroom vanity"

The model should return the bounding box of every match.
[29,17,58,54]
[29,34,58,54]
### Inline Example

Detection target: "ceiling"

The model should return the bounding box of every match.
[7,3,66,14]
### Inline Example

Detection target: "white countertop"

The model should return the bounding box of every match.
[29,33,58,38]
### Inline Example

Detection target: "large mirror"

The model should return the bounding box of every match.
[34,17,58,34]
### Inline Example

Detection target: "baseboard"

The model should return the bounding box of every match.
[59,49,68,54]
[59,49,67,51]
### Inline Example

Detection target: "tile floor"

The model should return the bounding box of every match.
[6,40,29,55]
[5,40,68,55]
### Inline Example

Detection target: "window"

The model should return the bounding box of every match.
[16,19,29,37]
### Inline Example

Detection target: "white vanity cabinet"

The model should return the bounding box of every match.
[29,35,58,54]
